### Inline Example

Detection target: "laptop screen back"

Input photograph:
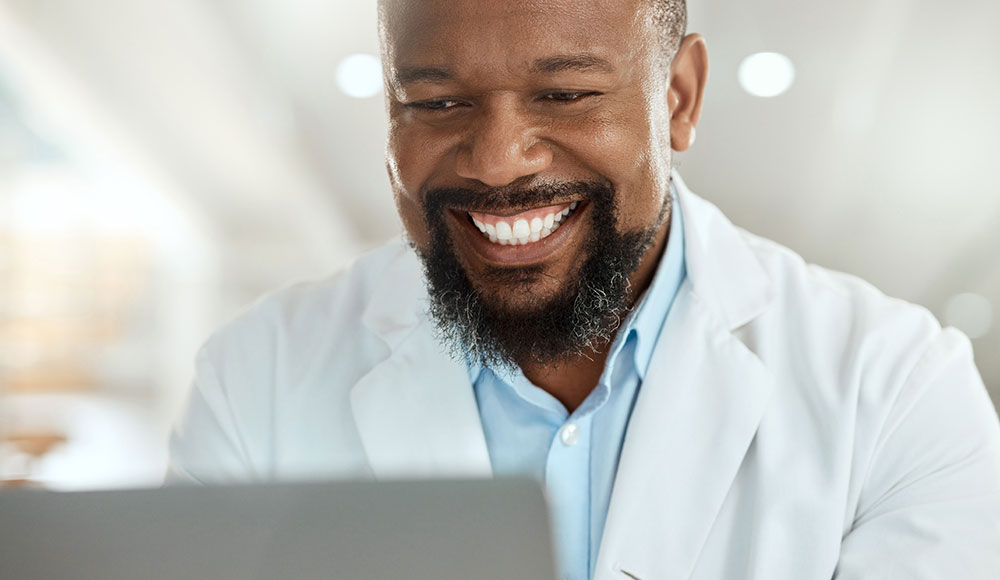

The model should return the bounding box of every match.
[0,479,556,580]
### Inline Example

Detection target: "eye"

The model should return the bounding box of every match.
[543,91,598,103]
[407,99,464,111]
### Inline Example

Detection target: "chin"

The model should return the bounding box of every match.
[467,262,578,309]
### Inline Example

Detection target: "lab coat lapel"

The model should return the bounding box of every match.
[349,248,492,479]
[595,174,776,580]
[596,286,774,580]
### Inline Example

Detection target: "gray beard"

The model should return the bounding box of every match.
[416,179,668,371]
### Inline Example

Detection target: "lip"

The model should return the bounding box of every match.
[448,202,588,266]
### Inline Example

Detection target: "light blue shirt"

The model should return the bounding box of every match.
[468,195,687,580]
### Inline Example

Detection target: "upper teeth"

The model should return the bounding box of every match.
[471,202,578,246]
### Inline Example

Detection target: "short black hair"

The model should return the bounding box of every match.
[649,0,687,60]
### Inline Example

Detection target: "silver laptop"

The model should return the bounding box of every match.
[0,478,556,580]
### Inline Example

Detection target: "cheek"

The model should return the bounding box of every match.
[394,190,429,249]
[557,106,669,229]
[387,122,453,250]
[615,105,672,228]
[387,122,457,194]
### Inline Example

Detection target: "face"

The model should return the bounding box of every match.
[380,0,705,366]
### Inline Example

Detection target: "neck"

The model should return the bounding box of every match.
[520,350,611,413]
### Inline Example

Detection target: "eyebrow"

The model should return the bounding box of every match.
[529,54,616,75]
[394,53,615,87]
[395,66,456,87]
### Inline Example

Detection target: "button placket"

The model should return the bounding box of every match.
[545,414,593,580]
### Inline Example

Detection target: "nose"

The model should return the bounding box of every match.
[454,100,553,187]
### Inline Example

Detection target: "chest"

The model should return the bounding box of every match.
[594,369,860,580]
[684,433,850,580]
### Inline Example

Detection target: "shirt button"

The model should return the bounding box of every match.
[560,423,580,446]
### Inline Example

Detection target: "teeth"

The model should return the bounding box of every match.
[495,221,512,241]
[470,202,579,246]
[512,219,530,239]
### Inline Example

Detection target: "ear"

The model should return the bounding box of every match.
[668,34,709,152]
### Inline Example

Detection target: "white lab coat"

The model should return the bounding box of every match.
[169,175,1000,579]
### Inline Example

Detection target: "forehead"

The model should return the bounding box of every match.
[380,0,655,75]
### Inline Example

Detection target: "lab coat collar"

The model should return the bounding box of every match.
[594,173,776,580]
[351,246,492,479]
[672,171,775,331]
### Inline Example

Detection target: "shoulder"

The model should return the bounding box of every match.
[734,225,999,493]
[703,198,994,443]
[732,226,969,426]
[738,227,944,380]
[198,238,422,388]
[170,240,424,482]
[676,178,946,383]
[675,181,1000,575]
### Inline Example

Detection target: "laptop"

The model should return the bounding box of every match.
[0,478,556,580]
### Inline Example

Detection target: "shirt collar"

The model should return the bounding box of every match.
[626,185,687,381]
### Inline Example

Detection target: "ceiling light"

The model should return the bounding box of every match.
[944,292,994,339]
[738,52,796,98]
[335,53,383,99]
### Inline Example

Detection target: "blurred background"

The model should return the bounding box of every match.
[0,0,997,490]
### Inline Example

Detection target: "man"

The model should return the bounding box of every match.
[169,0,1000,578]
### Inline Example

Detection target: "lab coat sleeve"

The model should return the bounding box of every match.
[834,328,1000,578]
[166,344,258,485]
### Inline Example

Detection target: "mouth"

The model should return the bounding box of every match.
[448,200,587,266]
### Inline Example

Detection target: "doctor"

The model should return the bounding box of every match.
[169,0,1000,578]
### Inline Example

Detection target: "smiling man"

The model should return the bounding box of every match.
[169,0,1000,578]
[383,0,693,410]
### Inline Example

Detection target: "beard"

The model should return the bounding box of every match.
[415,179,668,371]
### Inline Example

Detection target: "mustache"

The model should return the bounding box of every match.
[422,179,614,216]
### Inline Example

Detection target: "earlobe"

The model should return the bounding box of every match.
[670,125,694,152]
